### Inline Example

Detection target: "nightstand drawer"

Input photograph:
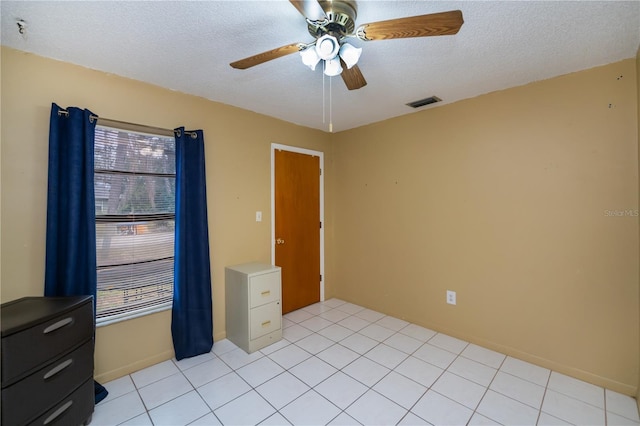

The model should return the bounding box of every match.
[2,340,94,426]
[249,272,281,308]
[250,302,281,339]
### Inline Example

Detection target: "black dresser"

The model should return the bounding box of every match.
[1,296,95,425]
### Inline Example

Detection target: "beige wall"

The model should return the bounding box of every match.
[0,47,333,381]
[2,46,639,396]
[331,59,639,395]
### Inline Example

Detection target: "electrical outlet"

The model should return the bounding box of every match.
[446,290,457,305]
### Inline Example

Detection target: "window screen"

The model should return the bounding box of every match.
[94,125,176,323]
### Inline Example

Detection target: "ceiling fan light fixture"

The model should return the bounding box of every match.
[338,42,362,69]
[315,34,340,60]
[300,45,321,70]
[324,57,343,76]
[230,3,465,93]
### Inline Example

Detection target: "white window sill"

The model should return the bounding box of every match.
[96,302,172,327]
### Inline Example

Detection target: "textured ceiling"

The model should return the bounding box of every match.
[1,1,639,132]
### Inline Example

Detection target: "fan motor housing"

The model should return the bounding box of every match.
[308,0,357,38]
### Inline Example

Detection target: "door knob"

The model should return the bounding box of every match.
[276,238,285,245]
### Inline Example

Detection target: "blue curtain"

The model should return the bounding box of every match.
[171,127,213,360]
[44,103,97,304]
[45,103,108,404]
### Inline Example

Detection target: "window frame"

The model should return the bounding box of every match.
[94,124,176,327]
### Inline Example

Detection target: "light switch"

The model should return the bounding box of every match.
[256,211,262,222]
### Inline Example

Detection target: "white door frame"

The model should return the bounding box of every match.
[271,143,325,301]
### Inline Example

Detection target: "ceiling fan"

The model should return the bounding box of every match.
[230,0,464,90]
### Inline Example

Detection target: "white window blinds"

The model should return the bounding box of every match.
[94,125,176,323]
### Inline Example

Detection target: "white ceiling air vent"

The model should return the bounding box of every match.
[406,96,441,108]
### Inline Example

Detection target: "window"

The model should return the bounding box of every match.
[94,125,176,325]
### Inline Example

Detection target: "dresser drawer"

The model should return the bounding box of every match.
[1,340,94,426]
[249,272,281,308]
[2,300,93,386]
[250,302,281,340]
[29,377,94,426]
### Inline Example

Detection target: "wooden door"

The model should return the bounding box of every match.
[274,149,320,314]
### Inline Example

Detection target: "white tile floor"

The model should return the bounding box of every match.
[92,299,640,426]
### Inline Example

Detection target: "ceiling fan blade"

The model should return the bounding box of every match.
[289,0,327,21]
[230,43,302,70]
[356,10,463,41]
[340,60,367,90]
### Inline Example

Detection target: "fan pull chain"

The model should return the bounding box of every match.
[321,61,333,132]
[329,74,333,133]
[322,62,326,124]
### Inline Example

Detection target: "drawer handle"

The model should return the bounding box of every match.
[261,290,271,297]
[43,317,74,334]
[43,400,73,425]
[261,320,271,327]
[44,358,74,380]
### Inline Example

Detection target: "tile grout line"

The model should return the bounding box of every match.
[284,310,420,424]
[394,328,464,424]
[604,386,608,426]
[101,299,629,426]
[269,311,369,425]
[264,308,468,425]
[470,350,509,425]
[535,367,553,426]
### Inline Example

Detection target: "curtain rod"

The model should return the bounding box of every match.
[56,109,196,138]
